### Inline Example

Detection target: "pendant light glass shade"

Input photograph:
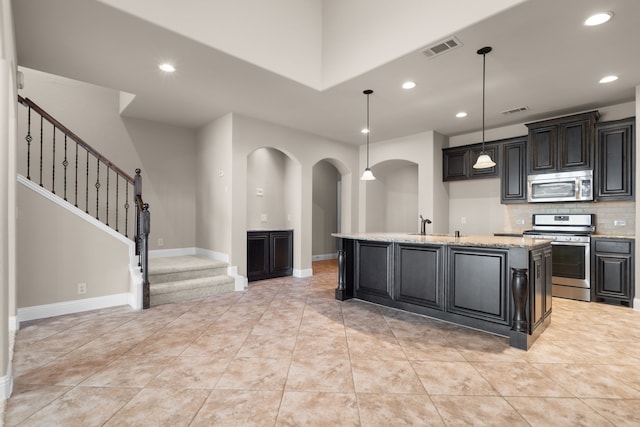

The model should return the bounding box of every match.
[360,89,376,181]
[472,46,496,169]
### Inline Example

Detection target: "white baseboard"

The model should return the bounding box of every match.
[9,316,18,332]
[634,298,640,312]
[1,363,12,400]
[17,293,131,323]
[294,268,313,278]
[312,253,338,261]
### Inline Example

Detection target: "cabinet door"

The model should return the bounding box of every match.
[247,232,270,281]
[528,125,557,173]
[469,145,499,178]
[443,148,469,181]
[596,118,634,200]
[355,240,393,301]
[544,246,553,318]
[558,119,592,171]
[270,231,293,278]
[447,247,510,325]
[501,138,527,203]
[395,243,443,310]
[594,254,632,299]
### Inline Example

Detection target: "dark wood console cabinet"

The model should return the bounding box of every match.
[592,237,635,307]
[247,230,293,281]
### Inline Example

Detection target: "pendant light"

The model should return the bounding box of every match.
[360,89,376,181]
[472,46,496,169]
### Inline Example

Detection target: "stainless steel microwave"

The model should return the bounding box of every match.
[527,170,593,203]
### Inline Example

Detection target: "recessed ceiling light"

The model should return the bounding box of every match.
[584,12,612,26]
[361,128,370,134]
[402,81,416,90]
[456,112,467,118]
[599,75,618,84]
[159,63,176,73]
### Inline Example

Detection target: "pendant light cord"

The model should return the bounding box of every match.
[366,91,370,167]
[482,50,486,149]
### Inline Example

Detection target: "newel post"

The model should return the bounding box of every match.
[141,203,150,309]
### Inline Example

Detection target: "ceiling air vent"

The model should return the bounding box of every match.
[501,106,530,115]
[422,37,463,58]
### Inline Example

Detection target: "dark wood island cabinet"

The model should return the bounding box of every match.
[333,232,553,350]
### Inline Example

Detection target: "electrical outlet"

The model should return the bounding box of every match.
[516,219,525,225]
[614,220,626,227]
[260,213,267,222]
[460,217,467,224]
[77,282,87,295]
[157,237,164,247]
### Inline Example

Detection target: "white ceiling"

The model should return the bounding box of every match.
[12,0,640,146]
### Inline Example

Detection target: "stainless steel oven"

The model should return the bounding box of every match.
[523,214,595,302]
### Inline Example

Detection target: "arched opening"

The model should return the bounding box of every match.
[312,160,341,261]
[365,159,419,233]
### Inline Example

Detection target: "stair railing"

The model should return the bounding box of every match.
[17,95,150,308]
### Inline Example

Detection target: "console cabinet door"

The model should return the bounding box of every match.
[270,231,293,277]
[596,118,635,201]
[247,232,270,281]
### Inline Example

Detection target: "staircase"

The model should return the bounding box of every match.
[148,256,236,305]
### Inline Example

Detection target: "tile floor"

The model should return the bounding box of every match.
[3,259,640,426]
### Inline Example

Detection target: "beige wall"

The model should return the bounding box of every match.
[17,181,130,307]
[361,130,447,234]
[17,68,197,251]
[195,114,233,258]
[1,0,18,396]
[227,114,359,276]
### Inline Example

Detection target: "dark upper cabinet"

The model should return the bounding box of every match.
[442,148,469,181]
[443,142,498,181]
[592,238,634,307]
[526,111,599,174]
[500,136,527,204]
[247,230,293,281]
[595,117,635,201]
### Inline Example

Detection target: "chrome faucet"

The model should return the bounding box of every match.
[419,215,432,235]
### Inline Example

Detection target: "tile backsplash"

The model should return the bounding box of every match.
[504,200,635,236]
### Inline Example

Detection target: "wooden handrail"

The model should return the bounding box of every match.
[18,95,134,183]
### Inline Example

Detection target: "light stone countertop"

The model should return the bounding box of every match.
[332,232,552,249]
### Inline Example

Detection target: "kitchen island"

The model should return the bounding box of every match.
[332,233,553,350]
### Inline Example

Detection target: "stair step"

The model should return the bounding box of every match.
[149,256,228,284]
[148,256,236,306]
[150,275,235,306]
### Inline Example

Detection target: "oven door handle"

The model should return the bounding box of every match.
[549,241,590,246]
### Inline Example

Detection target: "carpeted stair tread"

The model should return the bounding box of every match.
[149,255,227,275]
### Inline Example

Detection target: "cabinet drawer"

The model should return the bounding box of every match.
[593,239,632,254]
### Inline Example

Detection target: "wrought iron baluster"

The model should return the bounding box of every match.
[39,116,43,187]
[124,184,130,238]
[115,175,119,232]
[26,106,32,180]
[95,158,101,220]
[106,167,110,226]
[85,150,89,214]
[74,142,79,207]
[62,135,68,201]
[51,124,56,194]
